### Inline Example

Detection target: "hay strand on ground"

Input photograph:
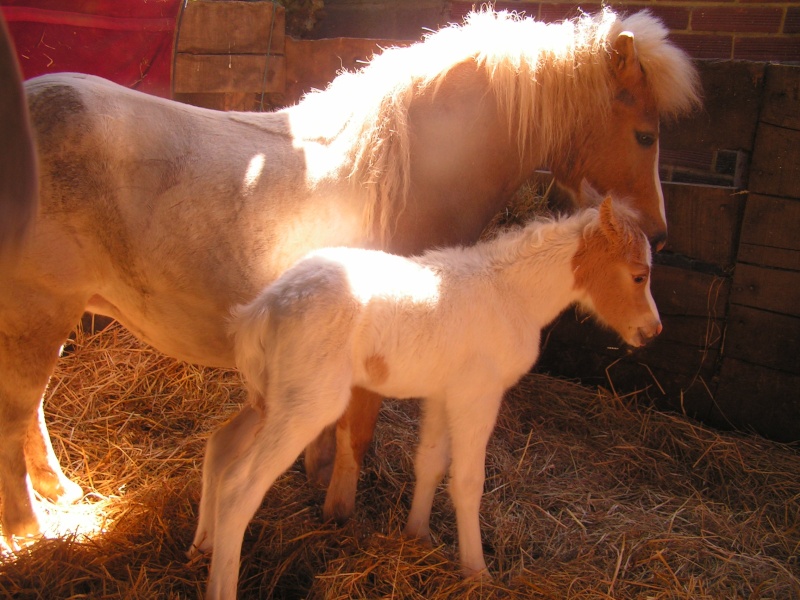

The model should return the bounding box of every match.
[1,321,798,599]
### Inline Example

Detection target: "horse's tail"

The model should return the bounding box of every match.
[0,14,38,260]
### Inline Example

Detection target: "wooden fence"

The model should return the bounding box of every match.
[172,2,800,442]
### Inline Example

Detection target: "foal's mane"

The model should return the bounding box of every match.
[473,200,646,270]
[293,8,699,241]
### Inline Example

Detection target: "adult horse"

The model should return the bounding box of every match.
[0,8,699,542]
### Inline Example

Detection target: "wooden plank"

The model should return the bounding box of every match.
[662,182,744,268]
[730,263,800,317]
[651,264,730,319]
[177,1,285,54]
[759,64,800,131]
[173,54,285,94]
[283,37,405,105]
[749,123,800,198]
[738,194,800,264]
[738,244,800,271]
[660,61,765,154]
[714,358,800,442]
[724,304,800,373]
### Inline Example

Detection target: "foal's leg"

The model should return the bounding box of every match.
[0,290,85,539]
[404,397,451,544]
[206,386,352,600]
[446,390,504,578]
[189,402,264,557]
[322,387,383,522]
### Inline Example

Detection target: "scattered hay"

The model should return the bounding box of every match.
[1,321,798,599]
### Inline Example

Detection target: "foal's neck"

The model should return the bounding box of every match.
[481,216,589,325]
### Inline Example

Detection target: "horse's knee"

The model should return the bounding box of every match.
[207,404,263,470]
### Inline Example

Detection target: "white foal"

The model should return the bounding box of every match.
[191,197,661,599]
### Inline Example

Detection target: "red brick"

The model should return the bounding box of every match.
[668,32,733,59]
[734,36,800,61]
[785,7,800,35]
[643,6,691,31]
[691,7,783,34]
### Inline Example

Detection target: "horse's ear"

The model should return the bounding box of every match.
[611,31,642,88]
[599,196,621,244]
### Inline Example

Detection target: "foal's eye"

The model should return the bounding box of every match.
[633,274,647,284]
[635,131,656,148]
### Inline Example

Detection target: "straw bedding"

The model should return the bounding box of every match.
[1,315,798,599]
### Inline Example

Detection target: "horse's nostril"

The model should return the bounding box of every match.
[655,322,663,336]
[651,232,667,252]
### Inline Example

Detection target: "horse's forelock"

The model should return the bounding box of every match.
[615,11,702,118]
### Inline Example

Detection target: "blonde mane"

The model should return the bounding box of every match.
[293,8,700,242]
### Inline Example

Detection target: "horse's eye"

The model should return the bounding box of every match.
[633,274,647,284]
[635,131,656,148]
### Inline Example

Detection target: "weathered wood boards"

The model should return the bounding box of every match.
[173,0,286,109]
[713,66,800,441]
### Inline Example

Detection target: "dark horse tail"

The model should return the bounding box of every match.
[0,13,38,259]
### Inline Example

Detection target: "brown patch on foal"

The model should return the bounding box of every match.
[364,354,389,386]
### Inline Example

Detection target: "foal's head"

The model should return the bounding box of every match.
[572,197,662,347]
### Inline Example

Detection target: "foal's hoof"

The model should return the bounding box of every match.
[462,566,492,583]
[186,543,210,563]
[401,525,433,548]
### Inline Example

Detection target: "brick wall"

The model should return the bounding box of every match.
[450,1,800,61]
[314,1,799,62]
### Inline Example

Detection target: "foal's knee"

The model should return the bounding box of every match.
[207,404,263,469]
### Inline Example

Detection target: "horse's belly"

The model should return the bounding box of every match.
[86,293,237,368]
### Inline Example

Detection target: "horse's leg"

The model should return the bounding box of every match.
[403,396,450,544]
[189,401,264,558]
[0,290,85,538]
[446,390,503,578]
[322,387,383,523]
[304,423,337,487]
[25,401,83,504]
[206,385,351,600]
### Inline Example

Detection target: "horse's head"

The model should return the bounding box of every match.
[572,196,662,348]
[550,22,698,251]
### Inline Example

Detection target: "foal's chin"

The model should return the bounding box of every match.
[623,328,661,349]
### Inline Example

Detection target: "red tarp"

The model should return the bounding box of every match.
[1,0,182,98]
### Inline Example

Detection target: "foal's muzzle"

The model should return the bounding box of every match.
[634,321,662,347]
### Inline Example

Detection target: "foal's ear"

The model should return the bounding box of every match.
[611,31,642,88]
[599,196,622,243]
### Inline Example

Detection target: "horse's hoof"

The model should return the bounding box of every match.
[401,525,432,548]
[186,543,210,563]
[30,470,84,505]
[54,478,84,505]
[462,566,492,582]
